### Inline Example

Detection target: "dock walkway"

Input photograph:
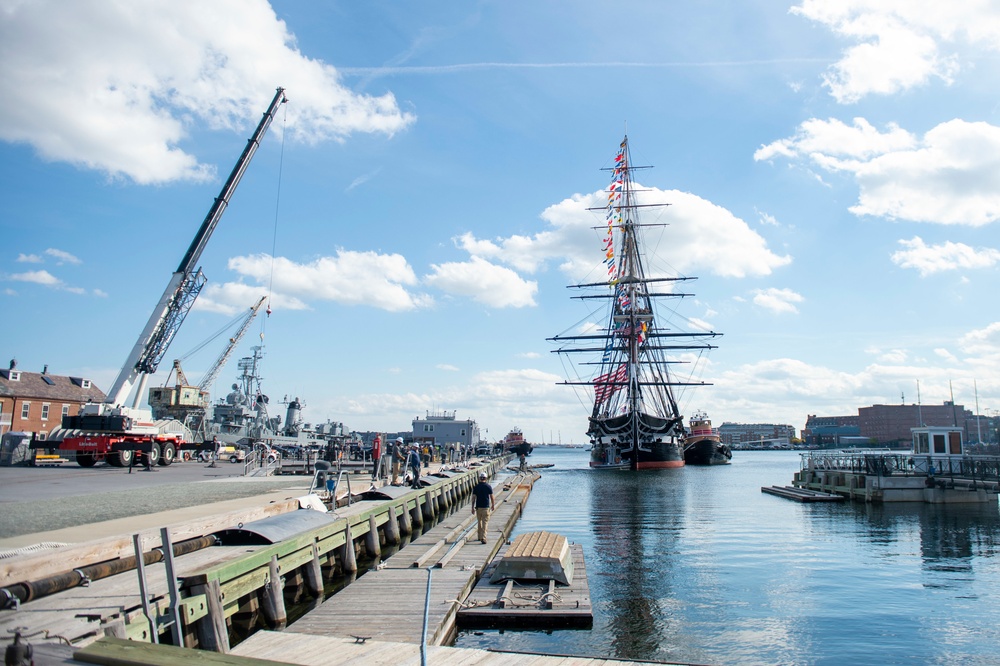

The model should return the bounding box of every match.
[283,471,537,646]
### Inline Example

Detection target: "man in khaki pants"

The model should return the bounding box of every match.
[471,471,495,544]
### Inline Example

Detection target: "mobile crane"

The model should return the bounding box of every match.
[52,88,286,467]
[147,295,267,442]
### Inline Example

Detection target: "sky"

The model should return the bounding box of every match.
[2,0,999,444]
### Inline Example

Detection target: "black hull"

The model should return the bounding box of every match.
[683,438,732,465]
[590,438,684,469]
[589,411,685,469]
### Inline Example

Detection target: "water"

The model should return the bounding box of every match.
[455,448,1000,665]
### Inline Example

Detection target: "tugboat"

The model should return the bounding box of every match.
[683,411,732,465]
[549,135,721,471]
[503,427,533,457]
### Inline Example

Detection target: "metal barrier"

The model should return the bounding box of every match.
[308,467,353,506]
[801,451,1000,486]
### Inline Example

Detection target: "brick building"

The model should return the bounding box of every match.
[718,422,797,447]
[0,361,106,439]
[858,401,975,447]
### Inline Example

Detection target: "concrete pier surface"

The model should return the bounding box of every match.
[0,456,461,547]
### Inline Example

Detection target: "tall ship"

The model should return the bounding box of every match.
[549,136,721,471]
[683,411,732,465]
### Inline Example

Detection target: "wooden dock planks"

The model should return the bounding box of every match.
[232,630,670,665]
[458,543,592,629]
[284,472,537,647]
[761,485,844,502]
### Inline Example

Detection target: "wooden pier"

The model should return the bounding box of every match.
[0,458,511,653]
[281,469,538,646]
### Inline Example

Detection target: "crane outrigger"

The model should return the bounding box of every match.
[51,88,286,467]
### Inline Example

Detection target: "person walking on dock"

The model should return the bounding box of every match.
[407,445,422,489]
[471,472,495,544]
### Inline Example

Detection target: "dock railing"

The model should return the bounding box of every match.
[801,451,1000,487]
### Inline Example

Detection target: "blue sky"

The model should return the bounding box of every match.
[2,1,999,443]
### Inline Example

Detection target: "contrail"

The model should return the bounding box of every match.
[338,58,830,77]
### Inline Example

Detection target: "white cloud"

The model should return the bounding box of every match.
[459,186,791,283]
[8,270,61,286]
[0,0,415,185]
[16,254,42,263]
[437,364,460,372]
[791,1,1000,103]
[198,251,432,314]
[872,348,908,364]
[752,287,804,314]
[934,347,959,364]
[959,321,1000,358]
[758,118,1000,226]
[891,236,1000,276]
[45,248,82,265]
[424,256,538,308]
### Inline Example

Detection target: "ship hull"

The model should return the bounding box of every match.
[683,437,732,465]
[588,412,685,470]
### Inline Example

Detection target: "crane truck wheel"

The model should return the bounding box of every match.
[141,443,161,466]
[112,450,132,467]
[160,442,177,467]
[159,442,176,466]
[76,453,97,467]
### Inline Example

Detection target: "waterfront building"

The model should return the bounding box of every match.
[0,360,106,438]
[802,414,862,448]
[858,401,978,447]
[410,410,480,450]
[718,422,796,448]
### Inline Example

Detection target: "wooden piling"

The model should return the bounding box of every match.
[339,522,357,574]
[385,505,401,545]
[305,541,324,599]
[192,578,230,653]
[261,555,286,630]
[399,500,414,535]
[366,514,381,559]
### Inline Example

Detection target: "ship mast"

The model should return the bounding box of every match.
[548,134,721,470]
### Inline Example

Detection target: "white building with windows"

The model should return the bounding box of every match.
[411,410,480,450]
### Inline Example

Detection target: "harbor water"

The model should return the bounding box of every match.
[455,447,1000,665]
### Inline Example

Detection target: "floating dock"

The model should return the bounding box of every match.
[458,531,592,629]
[761,485,844,502]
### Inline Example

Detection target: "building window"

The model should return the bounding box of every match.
[82,379,91,389]
[20,402,30,419]
[423,424,434,432]
[41,403,50,421]
[62,404,70,417]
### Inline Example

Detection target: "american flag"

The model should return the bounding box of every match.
[594,363,628,404]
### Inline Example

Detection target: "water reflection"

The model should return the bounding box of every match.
[590,469,686,660]
[856,502,1000,588]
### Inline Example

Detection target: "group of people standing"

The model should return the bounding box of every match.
[368,436,427,489]
[366,435,496,544]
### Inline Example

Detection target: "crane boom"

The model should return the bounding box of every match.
[198,296,267,392]
[105,87,286,408]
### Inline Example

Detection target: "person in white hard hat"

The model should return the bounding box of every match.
[390,437,405,485]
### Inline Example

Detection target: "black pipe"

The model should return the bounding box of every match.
[0,534,217,607]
